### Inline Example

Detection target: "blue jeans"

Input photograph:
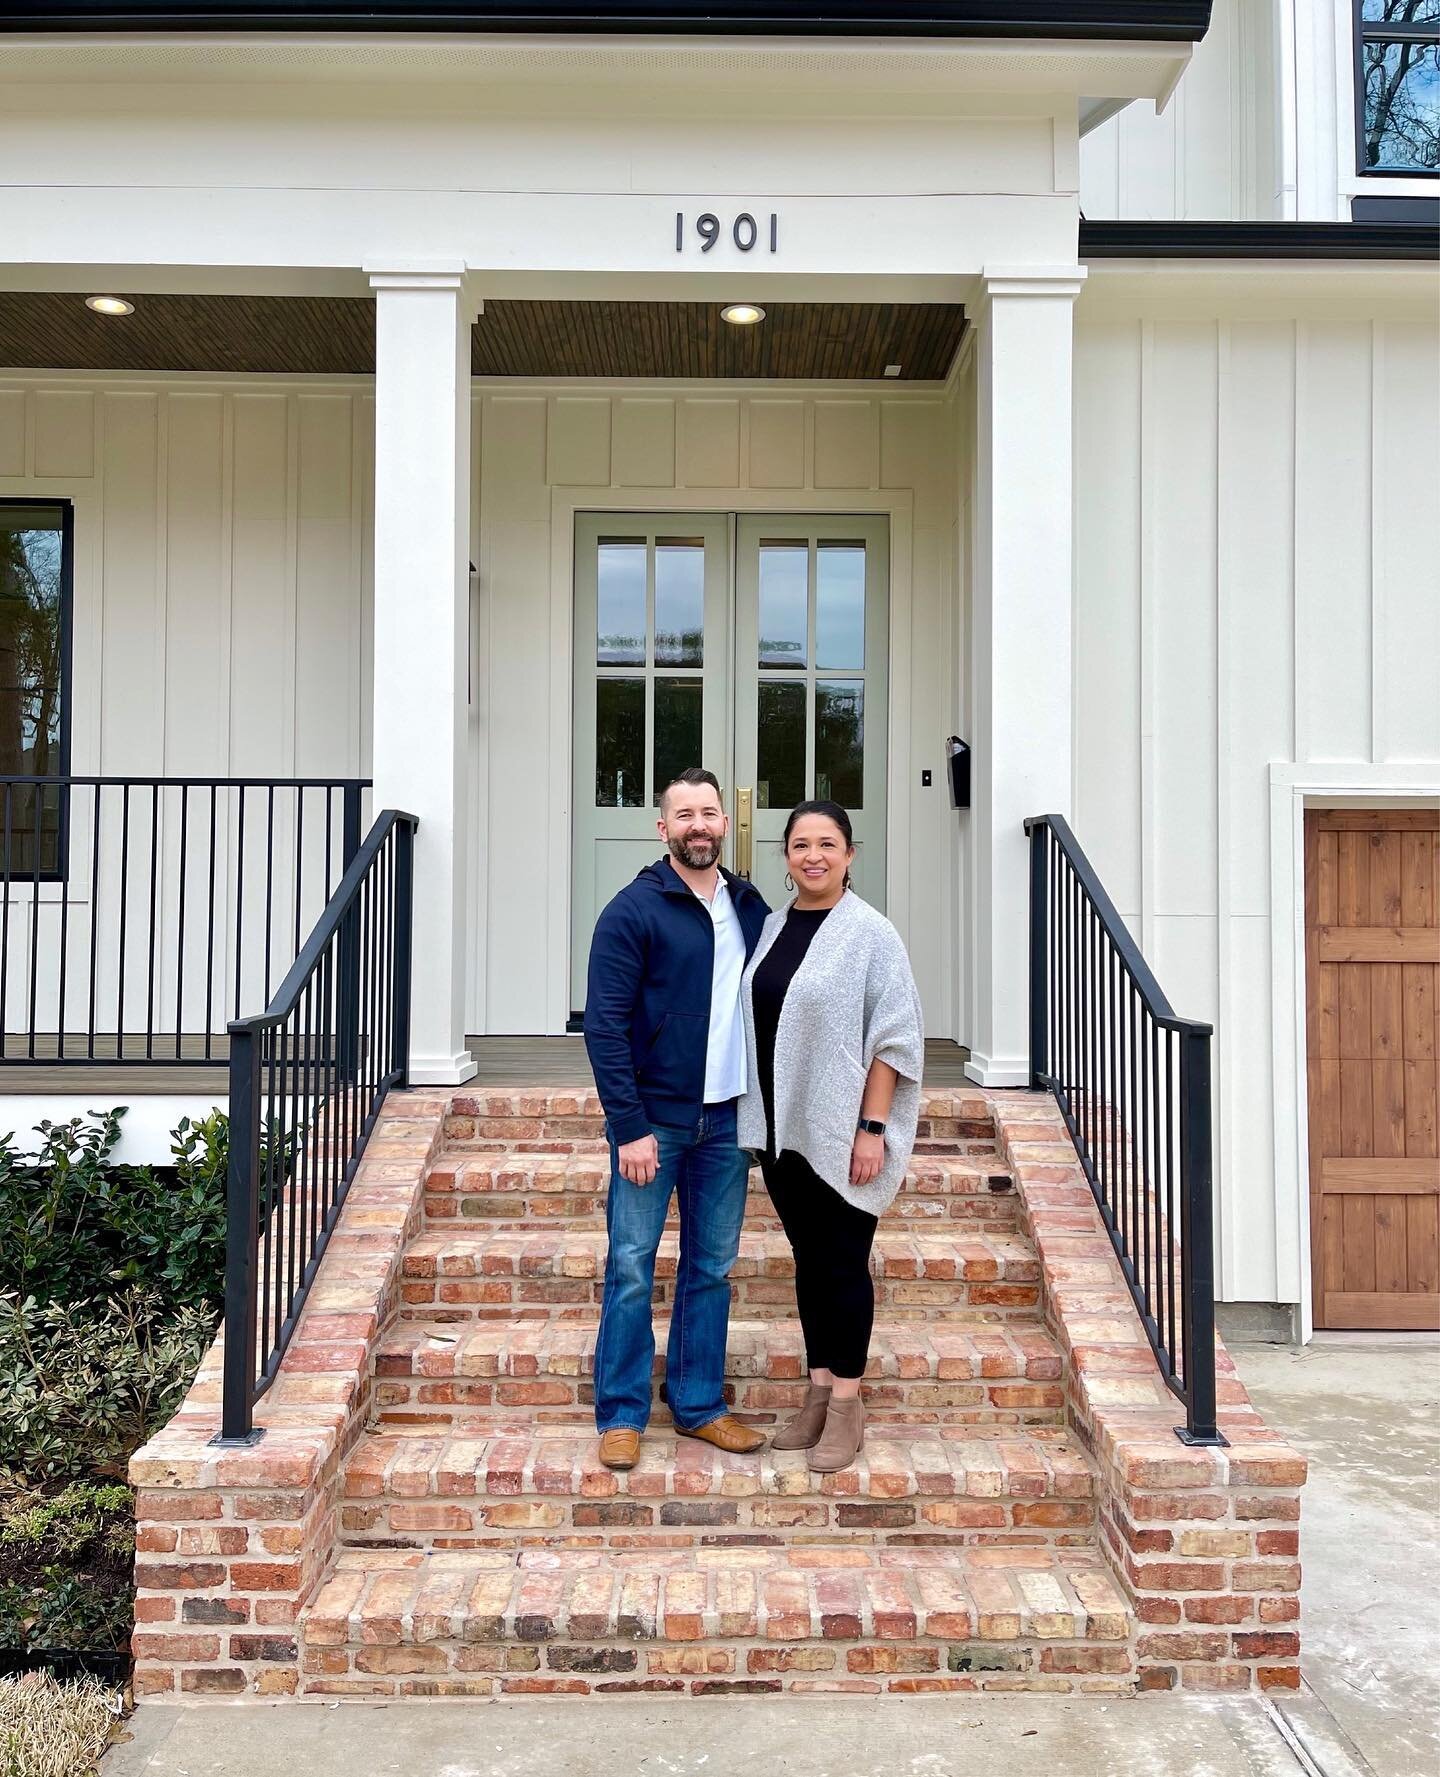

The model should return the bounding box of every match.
[593,1100,749,1434]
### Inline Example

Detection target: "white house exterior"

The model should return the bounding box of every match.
[1,0,1436,1345]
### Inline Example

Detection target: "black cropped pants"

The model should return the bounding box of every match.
[760,1148,879,1381]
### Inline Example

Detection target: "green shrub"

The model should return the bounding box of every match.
[0,1480,135,1657]
[0,1111,227,1318]
[0,1292,213,1483]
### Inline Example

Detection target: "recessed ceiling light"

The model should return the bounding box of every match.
[86,295,134,317]
[884,363,903,378]
[720,303,765,326]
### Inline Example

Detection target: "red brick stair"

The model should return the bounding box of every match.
[293,1086,1141,1694]
[302,1545,1134,1696]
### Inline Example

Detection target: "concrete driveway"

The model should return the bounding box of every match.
[105,1338,1439,1777]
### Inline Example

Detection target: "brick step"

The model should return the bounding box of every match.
[441,1089,998,1157]
[424,1150,1020,1229]
[338,1424,1096,1550]
[300,1544,1134,1697]
[398,1228,1042,1321]
[374,1316,1065,1429]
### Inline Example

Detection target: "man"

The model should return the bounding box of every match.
[584,767,771,1470]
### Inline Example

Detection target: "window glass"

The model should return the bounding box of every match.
[1361,0,1439,23]
[757,682,806,810]
[815,543,866,670]
[815,680,864,809]
[1,502,67,876]
[654,539,704,667]
[595,677,644,808]
[596,540,646,666]
[1361,40,1440,169]
[758,542,808,670]
[652,677,703,807]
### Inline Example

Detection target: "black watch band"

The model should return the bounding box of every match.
[857,1117,886,1136]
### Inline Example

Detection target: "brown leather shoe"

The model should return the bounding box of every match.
[598,1428,641,1470]
[808,1395,865,1472]
[677,1414,766,1455]
[772,1383,832,1451]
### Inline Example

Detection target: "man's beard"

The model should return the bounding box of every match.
[668,830,722,870]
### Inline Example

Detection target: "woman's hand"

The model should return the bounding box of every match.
[850,1129,885,1188]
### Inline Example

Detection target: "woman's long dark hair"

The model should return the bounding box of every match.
[783,800,854,890]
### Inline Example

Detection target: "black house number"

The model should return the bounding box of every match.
[676,211,779,254]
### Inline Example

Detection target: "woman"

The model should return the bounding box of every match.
[737,800,924,1472]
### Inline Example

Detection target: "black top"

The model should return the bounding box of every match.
[751,906,832,1156]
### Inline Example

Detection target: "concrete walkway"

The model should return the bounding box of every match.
[105,1339,1439,1777]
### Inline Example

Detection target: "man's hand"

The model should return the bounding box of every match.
[617,1134,659,1187]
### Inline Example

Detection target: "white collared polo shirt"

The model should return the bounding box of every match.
[696,874,747,1104]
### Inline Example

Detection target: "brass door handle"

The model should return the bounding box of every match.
[735,786,753,880]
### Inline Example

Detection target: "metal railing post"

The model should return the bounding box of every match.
[1176,1024,1225,1447]
[391,819,414,1086]
[336,785,363,1084]
[1028,819,1049,1087]
[215,1022,263,1445]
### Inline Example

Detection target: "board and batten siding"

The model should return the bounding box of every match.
[473,385,962,1041]
[1080,0,1278,221]
[1072,310,1440,1308]
[0,375,374,1035]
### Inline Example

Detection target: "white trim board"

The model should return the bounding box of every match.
[1268,762,1440,1344]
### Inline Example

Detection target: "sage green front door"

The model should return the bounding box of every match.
[570,511,889,1017]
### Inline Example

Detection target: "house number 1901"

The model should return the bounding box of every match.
[675,212,779,254]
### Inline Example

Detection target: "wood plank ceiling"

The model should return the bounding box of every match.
[0,293,966,381]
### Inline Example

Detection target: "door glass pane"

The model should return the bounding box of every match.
[597,539,646,666]
[757,681,806,810]
[652,677,703,807]
[1361,0,1439,17]
[595,676,644,807]
[815,680,864,808]
[655,538,704,667]
[816,542,865,670]
[758,541,808,669]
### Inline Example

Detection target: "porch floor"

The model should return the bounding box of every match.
[0,1036,972,1094]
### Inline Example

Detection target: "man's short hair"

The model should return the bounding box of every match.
[660,768,723,815]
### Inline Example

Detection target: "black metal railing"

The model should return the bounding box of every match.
[217,809,416,1445]
[1025,813,1224,1447]
[0,776,368,1064]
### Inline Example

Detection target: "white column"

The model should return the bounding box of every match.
[367,264,476,1085]
[967,267,1085,1088]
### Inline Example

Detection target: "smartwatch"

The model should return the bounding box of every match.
[857,1117,886,1136]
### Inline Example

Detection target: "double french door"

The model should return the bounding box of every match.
[570,511,889,1014]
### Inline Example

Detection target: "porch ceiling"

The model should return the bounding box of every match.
[0,291,966,382]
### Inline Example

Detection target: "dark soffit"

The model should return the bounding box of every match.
[0,293,968,381]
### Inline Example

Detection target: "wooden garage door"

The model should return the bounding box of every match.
[1306,810,1440,1330]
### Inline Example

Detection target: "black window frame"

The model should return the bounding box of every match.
[0,496,75,884]
[1353,0,1440,180]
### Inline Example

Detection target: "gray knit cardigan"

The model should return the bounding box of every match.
[737,889,925,1216]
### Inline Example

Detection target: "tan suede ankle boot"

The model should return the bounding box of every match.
[808,1394,865,1472]
[771,1383,831,1451]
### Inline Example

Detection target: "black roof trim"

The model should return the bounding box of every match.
[0,1,1213,43]
[1081,220,1439,262]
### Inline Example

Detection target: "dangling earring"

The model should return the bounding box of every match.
[784,872,795,891]
[843,870,852,889]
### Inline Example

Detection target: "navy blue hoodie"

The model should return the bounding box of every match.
[583,857,770,1146]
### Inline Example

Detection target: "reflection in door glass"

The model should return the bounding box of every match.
[816,543,865,670]
[597,540,646,666]
[596,676,645,807]
[652,677,704,807]
[757,681,806,809]
[815,680,863,808]
[655,539,704,667]
[757,542,807,670]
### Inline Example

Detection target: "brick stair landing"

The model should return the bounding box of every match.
[302,1545,1135,1696]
